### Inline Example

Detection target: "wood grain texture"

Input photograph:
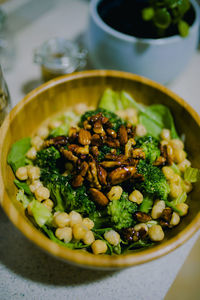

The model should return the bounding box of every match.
[0,70,200,269]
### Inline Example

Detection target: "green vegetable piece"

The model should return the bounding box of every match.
[136,136,160,163]
[139,195,154,213]
[136,160,170,200]
[165,200,183,215]
[98,88,122,111]
[7,137,31,173]
[36,146,60,170]
[50,124,70,138]
[139,104,179,139]
[30,200,52,227]
[142,7,155,21]
[170,192,187,206]
[14,179,32,196]
[107,192,137,230]
[16,189,31,208]
[178,20,189,37]
[184,167,200,182]
[121,92,179,139]
[170,163,181,175]
[154,8,171,29]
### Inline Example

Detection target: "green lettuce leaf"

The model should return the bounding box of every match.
[14,179,32,196]
[29,200,52,227]
[16,189,31,208]
[7,137,31,173]
[184,167,200,183]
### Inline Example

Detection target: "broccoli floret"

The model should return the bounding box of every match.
[36,146,61,170]
[136,136,160,163]
[107,192,137,230]
[136,160,170,200]
[40,170,96,215]
[80,108,125,131]
[63,184,96,216]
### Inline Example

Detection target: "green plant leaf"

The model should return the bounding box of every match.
[142,7,155,21]
[7,137,31,173]
[14,179,32,196]
[154,8,171,29]
[178,20,189,37]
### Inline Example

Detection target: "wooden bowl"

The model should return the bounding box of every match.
[0,70,200,269]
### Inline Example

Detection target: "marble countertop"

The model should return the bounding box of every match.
[0,1,200,299]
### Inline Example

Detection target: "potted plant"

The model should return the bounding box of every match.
[88,0,199,84]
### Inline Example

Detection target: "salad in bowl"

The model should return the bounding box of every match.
[7,88,199,255]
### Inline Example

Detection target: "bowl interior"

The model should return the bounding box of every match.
[0,70,200,268]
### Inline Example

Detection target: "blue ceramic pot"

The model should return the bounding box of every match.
[88,0,200,84]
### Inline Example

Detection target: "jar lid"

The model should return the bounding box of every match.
[34,37,87,74]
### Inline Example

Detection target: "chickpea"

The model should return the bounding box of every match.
[27,166,40,181]
[169,183,182,198]
[55,227,72,243]
[104,230,120,246]
[48,119,62,130]
[72,223,88,240]
[183,180,193,194]
[107,186,123,201]
[43,199,54,211]
[129,190,143,205]
[173,149,186,164]
[151,200,165,219]
[26,147,37,160]
[162,166,174,181]
[170,139,184,150]
[29,180,43,193]
[148,225,164,242]
[82,218,94,230]
[170,174,181,184]
[82,230,95,245]
[91,240,107,255]
[135,124,147,137]
[69,211,82,227]
[37,126,49,139]
[16,166,28,181]
[160,129,171,141]
[31,136,44,151]
[53,212,70,228]
[35,186,50,202]
[134,223,148,233]
[176,203,189,216]
[170,212,180,226]
[178,159,191,173]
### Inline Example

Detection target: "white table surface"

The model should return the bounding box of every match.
[0,1,200,300]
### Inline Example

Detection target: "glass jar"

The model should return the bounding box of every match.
[0,65,11,125]
[34,37,87,81]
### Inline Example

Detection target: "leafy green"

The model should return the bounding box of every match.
[121,92,179,139]
[169,192,187,206]
[125,239,154,252]
[136,160,170,200]
[139,195,154,213]
[29,199,52,227]
[136,135,160,163]
[49,111,80,138]
[178,20,189,37]
[89,210,111,229]
[16,189,31,208]
[7,137,31,172]
[184,167,200,183]
[107,192,137,230]
[171,163,181,175]
[14,179,32,196]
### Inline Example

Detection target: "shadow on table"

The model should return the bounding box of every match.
[0,208,117,286]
